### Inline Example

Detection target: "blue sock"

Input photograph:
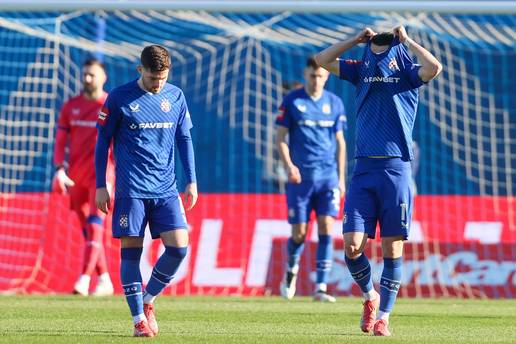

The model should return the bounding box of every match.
[316,234,333,286]
[345,253,374,293]
[144,246,187,298]
[120,247,143,318]
[286,237,305,271]
[379,257,402,313]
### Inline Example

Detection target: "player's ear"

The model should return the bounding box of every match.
[136,65,143,74]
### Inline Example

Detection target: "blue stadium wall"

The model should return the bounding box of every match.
[0,12,514,196]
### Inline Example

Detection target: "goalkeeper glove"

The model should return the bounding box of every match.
[52,167,75,194]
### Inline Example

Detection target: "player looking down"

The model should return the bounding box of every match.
[316,26,442,336]
[95,45,198,337]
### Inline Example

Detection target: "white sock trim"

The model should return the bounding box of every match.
[143,292,156,304]
[287,264,299,274]
[377,311,390,321]
[78,274,91,284]
[315,283,327,293]
[363,289,378,301]
[98,272,111,282]
[133,313,146,324]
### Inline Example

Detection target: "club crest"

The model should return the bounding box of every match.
[119,214,129,228]
[388,57,400,71]
[160,98,171,113]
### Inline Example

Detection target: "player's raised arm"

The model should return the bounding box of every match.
[393,26,442,82]
[175,95,198,211]
[315,27,376,76]
[95,98,119,214]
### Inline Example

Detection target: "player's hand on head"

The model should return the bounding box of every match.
[52,168,75,194]
[287,165,302,184]
[355,27,376,44]
[393,26,408,43]
[184,183,198,211]
[95,187,111,214]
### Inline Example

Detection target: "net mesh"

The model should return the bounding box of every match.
[0,10,514,296]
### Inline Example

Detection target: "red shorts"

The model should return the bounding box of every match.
[69,183,104,220]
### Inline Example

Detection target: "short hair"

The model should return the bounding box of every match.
[370,32,394,46]
[83,58,105,71]
[141,45,171,72]
[306,56,319,69]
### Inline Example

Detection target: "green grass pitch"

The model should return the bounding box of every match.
[1,295,515,343]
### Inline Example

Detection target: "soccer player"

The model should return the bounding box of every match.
[95,45,197,337]
[276,57,347,303]
[53,58,114,297]
[315,26,442,335]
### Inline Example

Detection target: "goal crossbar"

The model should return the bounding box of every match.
[0,1,515,13]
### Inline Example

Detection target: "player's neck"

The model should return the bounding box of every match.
[83,89,104,101]
[137,78,146,92]
[305,86,323,101]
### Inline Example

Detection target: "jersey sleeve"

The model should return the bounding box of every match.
[338,59,361,85]
[175,92,197,184]
[400,47,426,89]
[53,102,70,166]
[333,98,347,133]
[95,92,121,188]
[275,97,290,128]
[403,63,425,89]
[176,91,193,133]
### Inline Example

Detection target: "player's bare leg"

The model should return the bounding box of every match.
[280,223,307,300]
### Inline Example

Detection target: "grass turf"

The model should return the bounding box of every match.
[1,295,515,343]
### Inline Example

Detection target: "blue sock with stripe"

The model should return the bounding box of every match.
[344,253,374,293]
[120,247,144,322]
[316,234,333,288]
[144,246,187,301]
[379,257,403,314]
[286,237,304,272]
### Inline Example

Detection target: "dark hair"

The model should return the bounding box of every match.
[83,58,105,71]
[306,56,319,69]
[370,32,394,46]
[141,45,171,72]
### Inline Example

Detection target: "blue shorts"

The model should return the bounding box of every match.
[112,196,187,239]
[286,176,340,224]
[343,158,413,239]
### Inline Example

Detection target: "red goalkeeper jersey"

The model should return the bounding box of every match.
[54,92,114,186]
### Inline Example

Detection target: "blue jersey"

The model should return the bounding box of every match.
[339,37,425,160]
[96,80,194,198]
[276,87,346,181]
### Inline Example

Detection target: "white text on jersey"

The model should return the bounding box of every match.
[363,76,400,83]
[137,122,174,129]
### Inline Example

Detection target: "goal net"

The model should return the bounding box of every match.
[0,9,514,297]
